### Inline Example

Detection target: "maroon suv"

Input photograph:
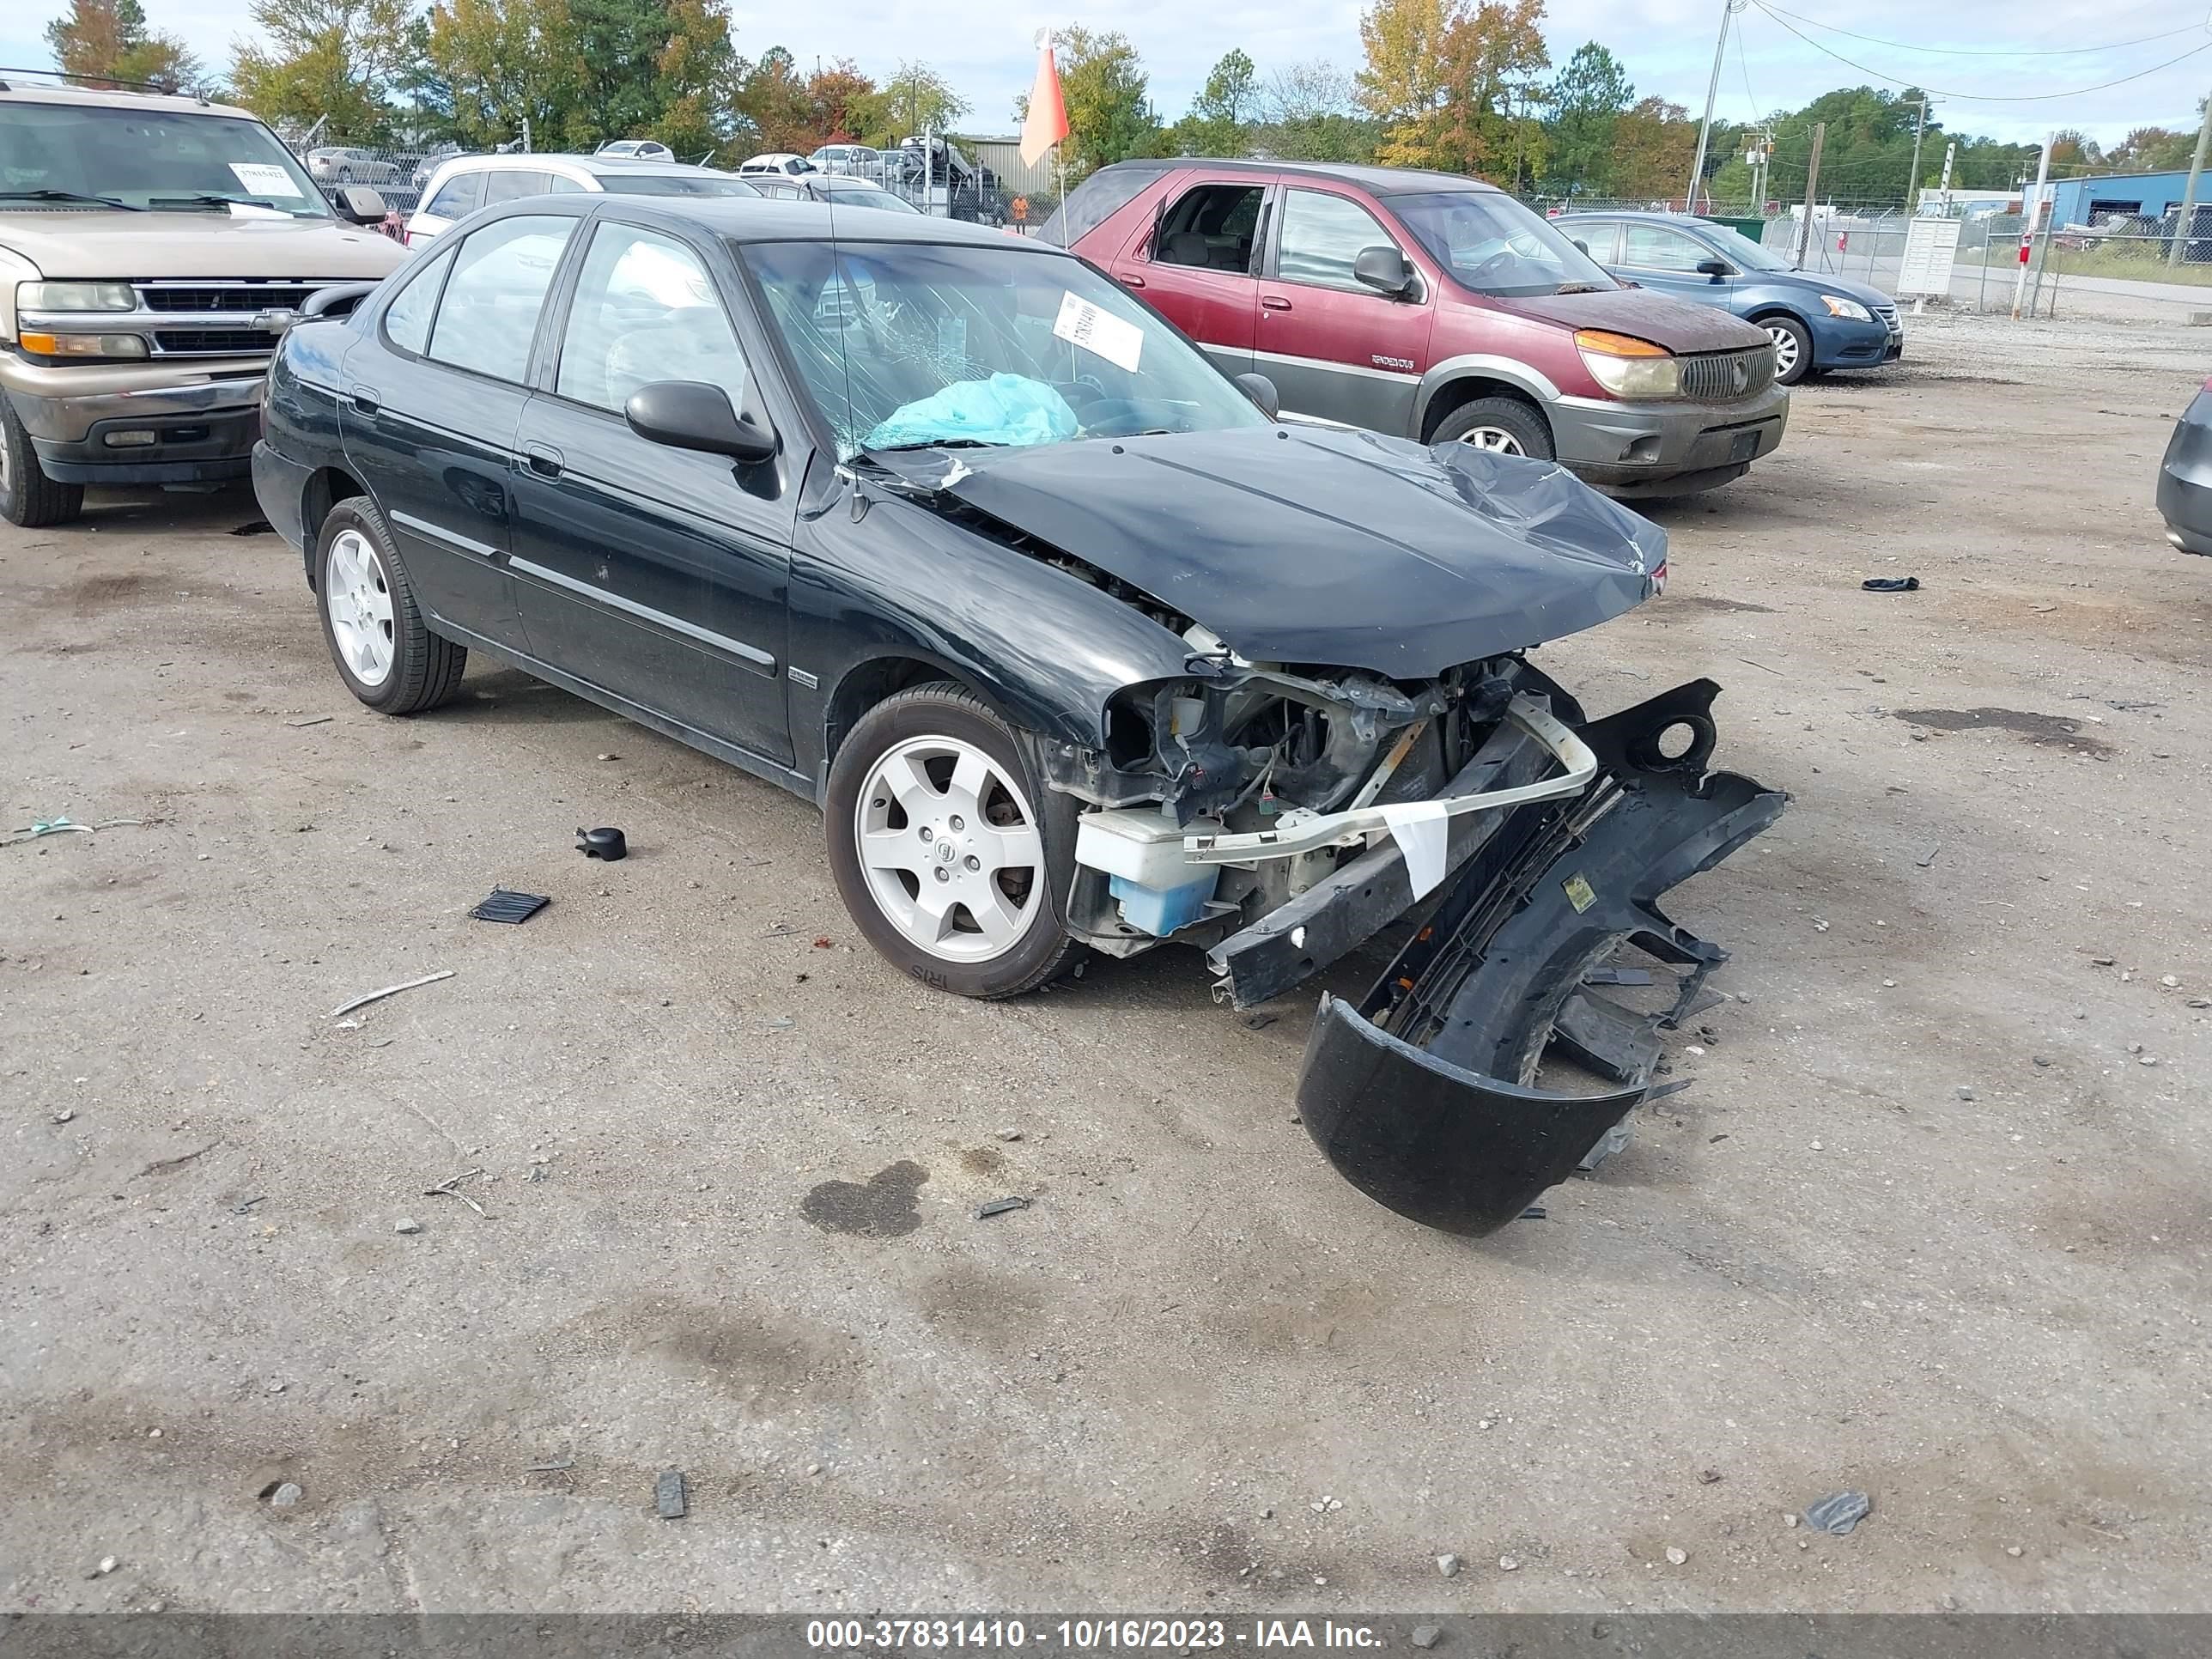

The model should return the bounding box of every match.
[1046,159,1789,495]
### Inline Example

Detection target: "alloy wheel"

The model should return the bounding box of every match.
[1457,426,1527,456]
[854,735,1046,963]
[1765,323,1801,379]
[325,527,396,687]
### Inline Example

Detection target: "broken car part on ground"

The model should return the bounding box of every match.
[252,198,1784,1235]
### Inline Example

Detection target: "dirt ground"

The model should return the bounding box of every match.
[4,307,2209,1616]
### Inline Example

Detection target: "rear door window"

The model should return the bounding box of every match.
[422,169,484,220]
[483,169,552,204]
[1570,221,1622,263]
[426,214,575,384]
[1152,182,1267,273]
[1620,225,1709,272]
[1275,189,1403,291]
[1041,163,1171,246]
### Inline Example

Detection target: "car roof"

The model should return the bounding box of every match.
[0,82,261,121]
[1554,210,1715,226]
[471,193,1040,249]
[1092,156,1504,198]
[436,152,732,178]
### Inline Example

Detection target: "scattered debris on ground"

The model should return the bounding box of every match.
[975,1195,1031,1219]
[655,1469,687,1519]
[330,969,455,1019]
[576,826,628,861]
[1804,1490,1873,1534]
[469,888,550,925]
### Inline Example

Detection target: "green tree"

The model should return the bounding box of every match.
[231,0,416,140]
[851,60,968,147]
[1541,41,1630,197]
[1053,27,1163,176]
[567,0,672,144]
[1170,46,1256,155]
[1607,95,1694,200]
[418,0,584,149]
[46,0,208,94]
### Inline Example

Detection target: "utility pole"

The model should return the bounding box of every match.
[1940,141,1955,194]
[2168,90,2212,269]
[2013,131,2052,319]
[1905,93,1929,213]
[1687,0,1743,210]
[1793,122,1826,268]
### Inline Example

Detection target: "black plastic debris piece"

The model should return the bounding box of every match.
[230,520,274,537]
[1583,966,1653,987]
[1803,1490,1872,1534]
[975,1195,1031,1219]
[470,888,550,925]
[1861,576,1920,592]
[1243,1012,1279,1030]
[1519,1206,1547,1220]
[655,1468,687,1519]
[576,826,627,861]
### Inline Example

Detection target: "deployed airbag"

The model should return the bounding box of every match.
[866,373,1079,452]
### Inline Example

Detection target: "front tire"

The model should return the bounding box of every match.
[825,684,1085,999]
[1432,395,1555,460]
[313,497,467,714]
[1761,314,1814,386]
[1,392,85,528]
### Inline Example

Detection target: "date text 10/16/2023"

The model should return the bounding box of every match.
[805,1620,1387,1650]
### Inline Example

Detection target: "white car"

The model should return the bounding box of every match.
[738,152,817,176]
[596,139,675,163]
[749,173,921,214]
[404,153,759,245]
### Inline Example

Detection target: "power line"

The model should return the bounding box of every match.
[1749,3,2212,100]
[1752,3,2206,59]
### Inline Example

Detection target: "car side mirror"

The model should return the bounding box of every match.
[1695,257,1734,277]
[625,380,779,465]
[335,186,388,225]
[1234,372,1279,419]
[1352,245,1415,298]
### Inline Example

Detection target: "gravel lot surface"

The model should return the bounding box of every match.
[4,309,2209,1614]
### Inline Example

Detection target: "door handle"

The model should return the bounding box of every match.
[1261,295,1292,312]
[1118,271,1146,289]
[524,443,564,478]
[349,385,380,414]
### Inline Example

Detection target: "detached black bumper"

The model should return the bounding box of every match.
[1274,679,1786,1236]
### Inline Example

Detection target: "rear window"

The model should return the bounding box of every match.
[1039,163,1171,247]
[483,169,551,204]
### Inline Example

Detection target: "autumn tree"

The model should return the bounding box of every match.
[1607,96,1696,201]
[731,46,813,151]
[46,0,207,94]
[1357,0,1547,175]
[2113,125,2198,171]
[1541,41,1630,197]
[231,0,416,139]
[654,0,734,157]
[807,59,875,143]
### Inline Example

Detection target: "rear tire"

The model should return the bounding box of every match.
[1431,395,1555,461]
[313,497,467,714]
[1,392,86,528]
[825,684,1086,999]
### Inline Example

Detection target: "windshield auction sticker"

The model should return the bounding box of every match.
[229,162,305,197]
[1053,291,1143,373]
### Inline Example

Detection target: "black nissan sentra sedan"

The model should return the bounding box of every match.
[253,197,1785,1236]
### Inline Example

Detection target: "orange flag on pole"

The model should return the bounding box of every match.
[1020,38,1069,169]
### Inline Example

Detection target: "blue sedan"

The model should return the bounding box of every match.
[1553,212,1902,386]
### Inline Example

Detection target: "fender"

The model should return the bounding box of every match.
[1413,353,1563,438]
[786,480,1197,787]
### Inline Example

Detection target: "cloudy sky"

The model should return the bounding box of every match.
[5,0,2207,147]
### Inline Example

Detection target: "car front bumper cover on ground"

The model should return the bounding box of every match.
[1212,678,1786,1237]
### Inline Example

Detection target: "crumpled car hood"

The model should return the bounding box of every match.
[867,423,1664,677]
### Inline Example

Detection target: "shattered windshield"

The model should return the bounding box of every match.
[740,238,1268,459]
[1390,191,1618,296]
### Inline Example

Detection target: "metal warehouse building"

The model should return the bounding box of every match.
[2047,170,2197,226]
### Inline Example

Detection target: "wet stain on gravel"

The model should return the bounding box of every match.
[1893,707,2113,757]
[64,572,158,615]
[1656,594,1776,617]
[957,1146,1006,1177]
[800,1160,928,1237]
